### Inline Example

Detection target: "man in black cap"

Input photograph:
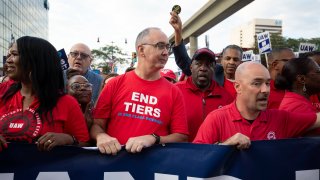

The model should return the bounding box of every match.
[175,48,233,141]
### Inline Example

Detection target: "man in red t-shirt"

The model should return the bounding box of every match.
[194,62,320,149]
[267,48,295,109]
[175,48,233,141]
[91,27,189,155]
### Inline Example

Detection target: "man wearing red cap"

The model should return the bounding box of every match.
[175,47,233,141]
[169,11,241,99]
[160,69,177,83]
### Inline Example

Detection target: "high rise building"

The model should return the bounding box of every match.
[231,18,283,48]
[0,0,49,72]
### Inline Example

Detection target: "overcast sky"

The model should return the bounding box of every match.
[48,0,320,72]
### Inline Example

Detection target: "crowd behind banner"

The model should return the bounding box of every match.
[0,138,320,180]
[0,8,320,180]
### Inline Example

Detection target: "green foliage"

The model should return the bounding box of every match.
[91,44,128,74]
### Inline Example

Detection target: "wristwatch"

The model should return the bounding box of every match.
[151,133,160,144]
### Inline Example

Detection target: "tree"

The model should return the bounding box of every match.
[91,44,128,74]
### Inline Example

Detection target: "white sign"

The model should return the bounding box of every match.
[252,54,261,64]
[299,43,317,53]
[242,51,253,62]
[257,32,272,54]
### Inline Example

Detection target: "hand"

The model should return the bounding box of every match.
[96,133,121,155]
[0,135,8,152]
[37,132,73,151]
[221,133,251,150]
[125,135,156,153]
[169,11,182,33]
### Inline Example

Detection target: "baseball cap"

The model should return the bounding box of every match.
[160,69,177,82]
[191,48,216,64]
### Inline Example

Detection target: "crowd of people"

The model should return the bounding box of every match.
[0,11,320,154]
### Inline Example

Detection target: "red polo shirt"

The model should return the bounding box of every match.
[267,80,285,109]
[175,77,233,141]
[223,78,237,99]
[279,91,320,136]
[193,101,316,144]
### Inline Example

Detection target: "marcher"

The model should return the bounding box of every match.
[0,36,89,151]
[91,27,189,155]
[194,62,320,149]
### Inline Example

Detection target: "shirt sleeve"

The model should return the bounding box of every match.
[169,86,189,135]
[93,78,115,119]
[56,96,90,142]
[172,41,192,76]
[284,111,317,137]
[193,112,220,144]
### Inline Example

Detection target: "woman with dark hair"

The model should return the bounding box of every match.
[0,36,89,151]
[275,57,320,135]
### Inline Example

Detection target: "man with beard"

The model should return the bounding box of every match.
[193,62,320,149]
[169,11,242,98]
[175,48,233,141]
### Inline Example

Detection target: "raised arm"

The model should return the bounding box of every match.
[169,11,192,76]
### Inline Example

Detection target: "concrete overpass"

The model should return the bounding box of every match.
[169,0,254,56]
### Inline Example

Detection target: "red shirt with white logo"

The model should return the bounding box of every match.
[94,71,189,144]
[193,101,316,144]
[223,78,237,99]
[175,77,233,141]
[268,80,285,109]
[279,91,320,136]
[0,82,90,143]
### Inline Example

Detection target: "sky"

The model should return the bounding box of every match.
[48,0,320,73]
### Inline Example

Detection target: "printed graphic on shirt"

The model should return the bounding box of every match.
[118,92,162,124]
[267,131,276,140]
[0,108,42,142]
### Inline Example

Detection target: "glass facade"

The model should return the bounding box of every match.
[0,0,49,69]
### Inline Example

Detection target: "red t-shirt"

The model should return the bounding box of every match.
[94,71,189,144]
[175,77,233,141]
[0,85,89,143]
[279,91,320,136]
[267,80,285,109]
[193,101,316,144]
[223,78,237,99]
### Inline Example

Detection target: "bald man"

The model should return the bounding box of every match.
[193,62,320,149]
[66,43,102,104]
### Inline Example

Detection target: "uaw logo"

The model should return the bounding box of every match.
[267,131,276,140]
[0,108,42,143]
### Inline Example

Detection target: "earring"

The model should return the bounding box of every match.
[303,83,307,92]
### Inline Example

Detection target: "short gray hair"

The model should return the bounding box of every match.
[135,27,161,51]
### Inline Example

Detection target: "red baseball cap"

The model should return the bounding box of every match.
[191,48,216,63]
[160,69,176,82]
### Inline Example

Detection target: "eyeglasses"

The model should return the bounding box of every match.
[69,51,92,59]
[70,82,93,91]
[141,42,172,52]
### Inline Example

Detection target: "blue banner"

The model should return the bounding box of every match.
[58,49,69,70]
[0,138,320,180]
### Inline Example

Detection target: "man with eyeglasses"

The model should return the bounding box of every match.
[66,43,102,104]
[91,27,189,155]
[267,47,295,109]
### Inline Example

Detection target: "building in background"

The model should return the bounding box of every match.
[0,0,49,74]
[231,18,282,48]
